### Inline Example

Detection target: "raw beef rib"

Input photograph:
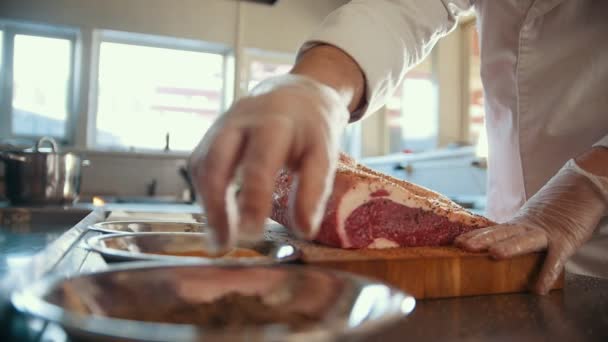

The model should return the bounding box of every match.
[271,154,494,249]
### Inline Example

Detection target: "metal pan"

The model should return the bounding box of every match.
[11,263,416,341]
[1,137,89,205]
[85,232,300,265]
[89,221,207,234]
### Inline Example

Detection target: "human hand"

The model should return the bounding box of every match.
[455,159,608,294]
[189,75,350,252]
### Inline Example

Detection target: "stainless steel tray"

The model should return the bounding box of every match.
[85,232,300,265]
[11,263,415,341]
[89,220,206,234]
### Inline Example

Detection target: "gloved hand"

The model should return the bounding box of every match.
[189,74,350,252]
[455,159,608,294]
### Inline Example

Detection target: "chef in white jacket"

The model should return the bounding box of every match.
[189,0,608,294]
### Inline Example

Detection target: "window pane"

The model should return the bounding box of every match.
[96,42,225,151]
[12,35,71,137]
[248,60,292,91]
[388,77,438,154]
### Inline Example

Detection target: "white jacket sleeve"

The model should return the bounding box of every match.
[300,0,475,120]
[594,135,608,148]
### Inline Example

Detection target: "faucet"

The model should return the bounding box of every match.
[179,166,196,203]
[146,179,157,197]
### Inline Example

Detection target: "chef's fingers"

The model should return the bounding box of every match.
[454,224,524,244]
[455,224,528,252]
[453,231,478,246]
[454,226,499,245]
[489,228,548,259]
[532,244,569,295]
[237,118,292,240]
[190,126,244,252]
[289,147,334,239]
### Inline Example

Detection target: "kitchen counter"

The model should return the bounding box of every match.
[376,273,608,341]
[1,206,607,341]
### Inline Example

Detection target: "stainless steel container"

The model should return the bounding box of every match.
[0,137,88,205]
[11,264,415,341]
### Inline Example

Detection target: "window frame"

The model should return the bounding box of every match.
[89,29,234,153]
[0,20,79,145]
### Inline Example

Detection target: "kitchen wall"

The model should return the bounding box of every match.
[240,1,349,53]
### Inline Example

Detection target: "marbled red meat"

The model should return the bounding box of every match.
[271,154,494,249]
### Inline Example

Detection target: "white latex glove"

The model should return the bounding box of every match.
[455,159,608,294]
[189,74,349,251]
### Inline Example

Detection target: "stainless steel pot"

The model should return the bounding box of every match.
[0,137,89,205]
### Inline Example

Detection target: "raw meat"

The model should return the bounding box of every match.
[271,154,494,249]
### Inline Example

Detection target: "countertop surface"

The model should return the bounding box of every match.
[376,273,608,341]
[1,205,607,341]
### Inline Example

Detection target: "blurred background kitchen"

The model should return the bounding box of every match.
[0,0,487,213]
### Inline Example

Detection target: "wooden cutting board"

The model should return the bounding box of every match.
[265,224,563,299]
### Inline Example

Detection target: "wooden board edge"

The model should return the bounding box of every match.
[304,255,563,299]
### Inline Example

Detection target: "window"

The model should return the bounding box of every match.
[342,121,362,158]
[0,22,76,143]
[95,38,229,151]
[388,59,438,154]
[12,35,72,137]
[247,60,292,92]
[242,49,293,94]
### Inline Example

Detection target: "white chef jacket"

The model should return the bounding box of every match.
[301,0,608,278]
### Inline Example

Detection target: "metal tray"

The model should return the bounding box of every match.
[89,220,206,234]
[11,263,415,341]
[85,232,300,265]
